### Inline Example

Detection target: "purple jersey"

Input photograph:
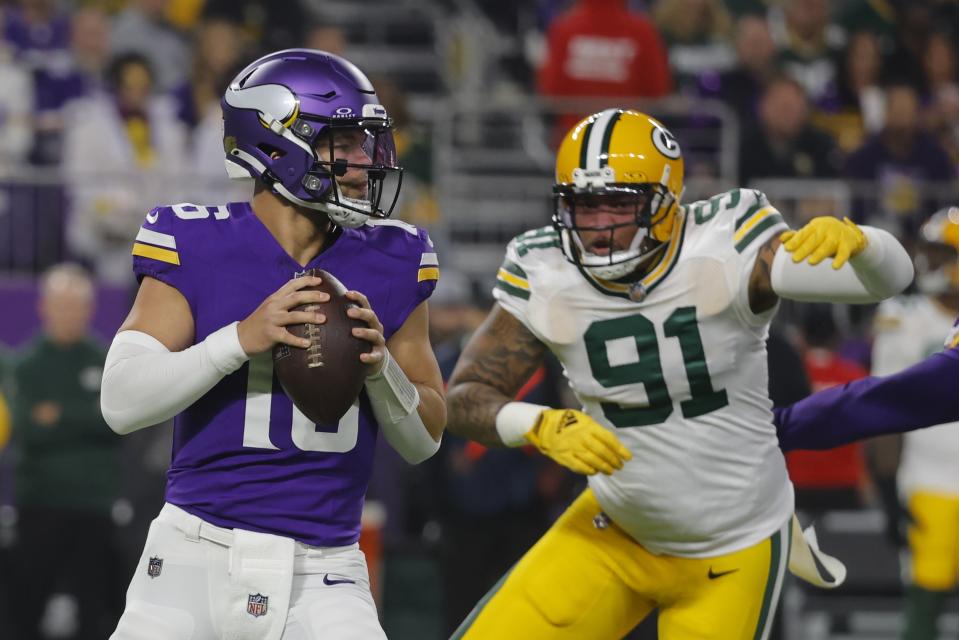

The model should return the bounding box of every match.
[775,340,959,452]
[131,202,438,546]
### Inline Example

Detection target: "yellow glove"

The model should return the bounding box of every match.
[524,409,633,475]
[780,216,867,270]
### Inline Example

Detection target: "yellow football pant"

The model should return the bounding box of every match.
[453,489,789,640]
[906,491,959,591]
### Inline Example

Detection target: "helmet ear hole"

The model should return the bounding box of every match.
[257,143,286,159]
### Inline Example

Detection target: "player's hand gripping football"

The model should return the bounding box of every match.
[344,290,387,375]
[780,216,867,270]
[237,276,328,354]
[525,409,633,475]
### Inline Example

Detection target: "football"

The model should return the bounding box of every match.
[273,268,371,425]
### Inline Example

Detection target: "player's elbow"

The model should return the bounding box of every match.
[100,400,131,435]
[422,387,447,442]
[100,362,157,436]
[100,378,139,436]
[399,435,442,465]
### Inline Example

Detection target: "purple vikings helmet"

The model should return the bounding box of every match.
[222,49,402,228]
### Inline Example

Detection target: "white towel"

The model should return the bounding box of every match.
[787,515,848,589]
[218,529,295,640]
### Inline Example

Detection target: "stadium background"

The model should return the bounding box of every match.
[0,0,957,638]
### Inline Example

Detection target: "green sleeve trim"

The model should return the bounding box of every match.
[735,214,785,253]
[495,280,531,300]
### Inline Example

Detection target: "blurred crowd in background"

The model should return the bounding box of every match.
[0,0,956,638]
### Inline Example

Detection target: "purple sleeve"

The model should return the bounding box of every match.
[387,227,437,335]
[775,348,959,452]
[131,205,198,307]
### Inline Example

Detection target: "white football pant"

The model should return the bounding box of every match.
[111,503,387,640]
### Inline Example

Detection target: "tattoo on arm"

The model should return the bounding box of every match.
[749,235,781,314]
[446,304,547,446]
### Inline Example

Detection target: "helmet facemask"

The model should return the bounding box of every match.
[553,182,674,280]
[302,121,403,228]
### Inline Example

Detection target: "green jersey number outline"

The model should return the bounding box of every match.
[584,307,729,427]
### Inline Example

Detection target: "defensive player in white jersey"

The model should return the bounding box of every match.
[870,208,959,640]
[446,109,915,639]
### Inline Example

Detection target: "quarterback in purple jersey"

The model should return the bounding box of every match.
[99,50,446,640]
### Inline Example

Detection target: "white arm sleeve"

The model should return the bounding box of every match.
[771,226,914,303]
[101,322,249,435]
[495,401,547,447]
[364,349,440,465]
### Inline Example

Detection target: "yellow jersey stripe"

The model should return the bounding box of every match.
[733,207,774,244]
[132,242,180,265]
[497,268,529,290]
[417,266,440,282]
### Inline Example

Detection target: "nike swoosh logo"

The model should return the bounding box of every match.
[323,574,356,586]
[146,210,159,224]
[707,567,739,580]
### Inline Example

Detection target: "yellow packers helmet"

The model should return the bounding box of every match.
[552,108,684,280]
[915,206,959,295]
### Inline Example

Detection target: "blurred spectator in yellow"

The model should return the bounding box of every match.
[771,0,843,109]
[172,16,250,204]
[537,0,672,137]
[698,14,777,123]
[372,74,439,226]
[653,0,734,91]
[63,52,187,285]
[0,390,9,451]
[740,75,842,184]
[815,30,884,153]
[164,0,205,30]
[845,84,955,236]
[111,0,190,92]
[7,263,124,640]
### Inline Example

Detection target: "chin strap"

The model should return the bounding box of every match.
[317,197,373,229]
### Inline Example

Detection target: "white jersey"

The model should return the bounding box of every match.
[872,296,959,494]
[493,189,793,557]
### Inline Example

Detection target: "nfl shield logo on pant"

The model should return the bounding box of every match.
[247,593,269,617]
[147,557,163,578]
